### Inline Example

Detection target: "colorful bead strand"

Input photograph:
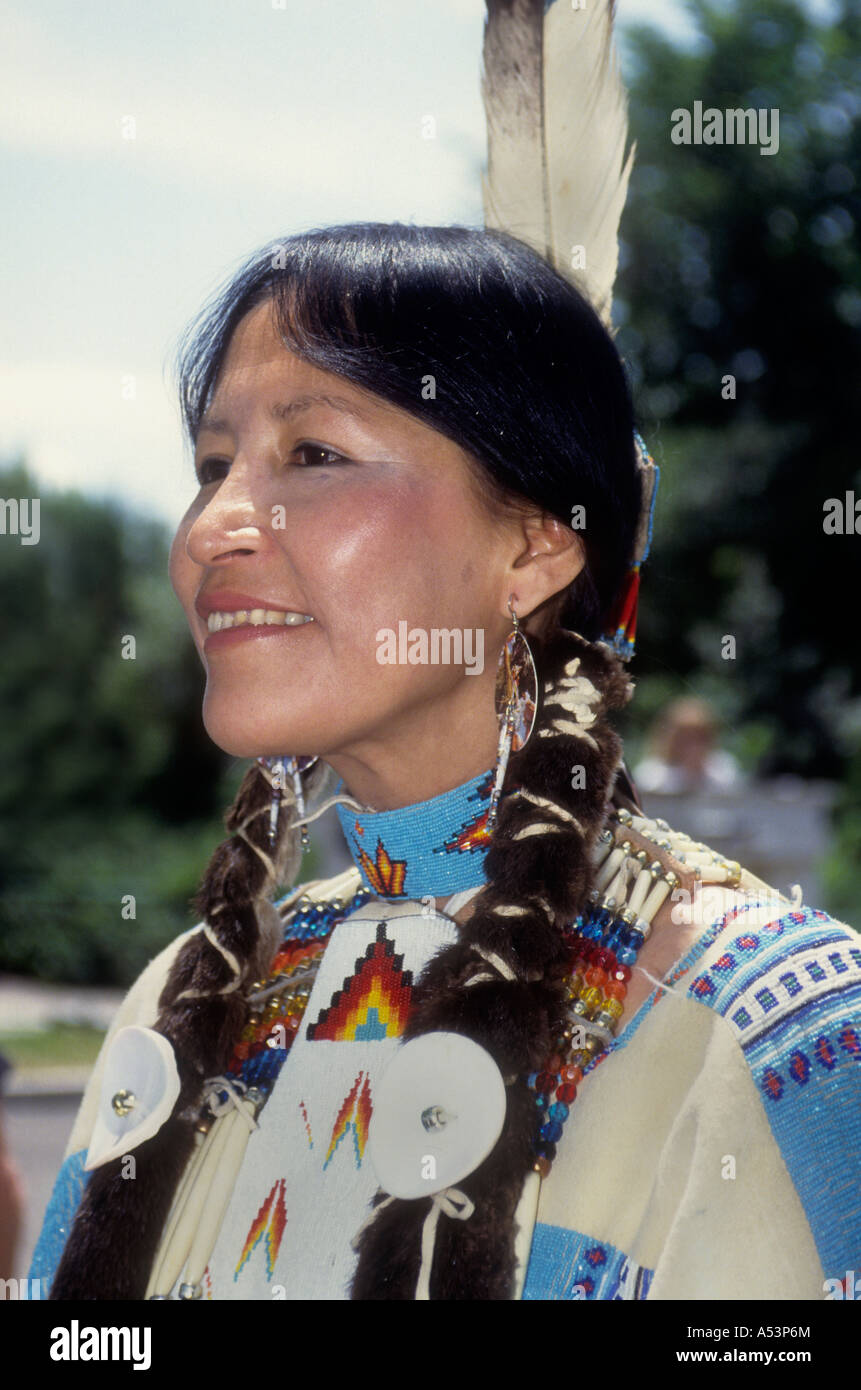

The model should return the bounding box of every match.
[525,806,744,1178]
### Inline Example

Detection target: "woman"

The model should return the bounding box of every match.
[32,224,861,1300]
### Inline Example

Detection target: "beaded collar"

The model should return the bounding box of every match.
[334,766,498,899]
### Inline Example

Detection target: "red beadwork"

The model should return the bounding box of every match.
[530,898,644,1183]
[585,967,608,989]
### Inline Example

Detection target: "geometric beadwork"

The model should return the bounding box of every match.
[779,971,802,997]
[306,923,412,1042]
[234,1178,287,1282]
[323,1070,373,1169]
[805,960,827,982]
[788,1050,811,1085]
[522,1224,654,1301]
[761,1067,784,1101]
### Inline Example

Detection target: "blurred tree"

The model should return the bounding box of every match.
[614,0,861,917]
[0,460,326,983]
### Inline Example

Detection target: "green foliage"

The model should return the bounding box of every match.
[0,467,328,986]
[0,461,242,984]
[616,0,861,918]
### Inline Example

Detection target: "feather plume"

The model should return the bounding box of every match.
[481,0,635,326]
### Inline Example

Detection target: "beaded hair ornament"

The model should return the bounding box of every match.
[599,432,660,664]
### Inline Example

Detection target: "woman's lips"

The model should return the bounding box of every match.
[195,590,315,654]
[203,616,315,654]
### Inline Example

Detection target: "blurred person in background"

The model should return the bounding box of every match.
[634,697,744,796]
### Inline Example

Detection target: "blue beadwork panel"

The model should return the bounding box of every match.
[683,906,861,1283]
[522,1221,653,1300]
[27,1148,89,1296]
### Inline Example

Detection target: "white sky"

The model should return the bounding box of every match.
[0,0,828,527]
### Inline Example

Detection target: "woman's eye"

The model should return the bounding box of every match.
[196,457,230,485]
[293,443,349,467]
[193,443,348,485]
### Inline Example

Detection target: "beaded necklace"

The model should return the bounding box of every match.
[155,792,762,1299]
[333,765,497,898]
[221,887,375,1106]
[528,805,744,1177]
[214,803,747,1173]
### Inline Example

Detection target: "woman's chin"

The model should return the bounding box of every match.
[200,706,319,761]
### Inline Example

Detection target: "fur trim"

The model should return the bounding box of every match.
[50,628,632,1301]
[349,628,633,1298]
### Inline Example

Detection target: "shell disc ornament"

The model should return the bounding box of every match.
[367,1032,506,1199]
[84,1026,181,1171]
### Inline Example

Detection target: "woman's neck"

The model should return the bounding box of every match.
[325,690,501,811]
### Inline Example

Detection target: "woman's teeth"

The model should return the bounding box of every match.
[207,610,314,632]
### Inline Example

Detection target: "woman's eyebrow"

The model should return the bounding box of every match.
[198,393,376,435]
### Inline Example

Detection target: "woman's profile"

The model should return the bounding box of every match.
[27,220,861,1302]
[27,0,861,1302]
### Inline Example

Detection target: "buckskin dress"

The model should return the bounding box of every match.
[29,789,861,1302]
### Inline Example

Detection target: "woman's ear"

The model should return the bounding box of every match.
[507,513,586,628]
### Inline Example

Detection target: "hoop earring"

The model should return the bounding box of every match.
[257,755,319,851]
[487,598,538,830]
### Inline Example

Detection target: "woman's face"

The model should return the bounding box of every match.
[169,299,535,799]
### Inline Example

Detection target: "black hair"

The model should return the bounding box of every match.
[175,222,640,639]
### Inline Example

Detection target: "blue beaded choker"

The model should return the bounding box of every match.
[334,766,497,899]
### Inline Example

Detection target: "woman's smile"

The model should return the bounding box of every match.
[194,587,316,652]
[167,298,541,807]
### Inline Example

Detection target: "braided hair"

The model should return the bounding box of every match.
[50,224,641,1299]
[351,628,633,1297]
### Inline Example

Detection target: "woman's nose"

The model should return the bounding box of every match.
[184,459,268,566]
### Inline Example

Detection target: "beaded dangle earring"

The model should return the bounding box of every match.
[487,597,538,829]
[256,755,319,851]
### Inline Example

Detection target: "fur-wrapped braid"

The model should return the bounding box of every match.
[50,628,631,1300]
[351,627,634,1298]
[49,759,332,1300]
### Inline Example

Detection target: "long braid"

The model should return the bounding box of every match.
[51,630,629,1300]
[350,626,633,1299]
[49,758,331,1300]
